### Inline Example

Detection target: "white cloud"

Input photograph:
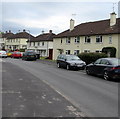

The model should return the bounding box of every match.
[6,15,70,33]
[1,0,120,2]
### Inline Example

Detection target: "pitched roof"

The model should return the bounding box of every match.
[2,32,14,38]
[7,31,35,40]
[55,18,120,38]
[30,33,56,42]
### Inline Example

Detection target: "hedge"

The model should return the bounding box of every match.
[78,52,107,64]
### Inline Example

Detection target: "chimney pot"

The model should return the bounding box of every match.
[49,30,52,33]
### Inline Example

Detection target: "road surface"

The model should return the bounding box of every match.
[2,58,119,117]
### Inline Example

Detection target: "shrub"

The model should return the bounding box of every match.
[19,49,25,52]
[78,52,107,64]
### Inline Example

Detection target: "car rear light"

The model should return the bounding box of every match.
[111,67,120,70]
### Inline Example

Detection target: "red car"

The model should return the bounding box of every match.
[11,51,22,58]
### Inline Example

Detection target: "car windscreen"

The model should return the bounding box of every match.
[16,52,21,54]
[66,55,80,61]
[110,59,120,65]
[27,52,36,55]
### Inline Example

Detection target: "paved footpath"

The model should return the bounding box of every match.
[2,61,83,118]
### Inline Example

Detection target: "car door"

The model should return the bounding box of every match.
[96,59,109,75]
[90,59,102,74]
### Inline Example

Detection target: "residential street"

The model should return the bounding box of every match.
[1,58,119,117]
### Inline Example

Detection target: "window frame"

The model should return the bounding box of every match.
[96,35,103,43]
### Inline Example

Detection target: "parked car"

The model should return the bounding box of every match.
[11,51,22,58]
[7,52,13,57]
[22,51,37,61]
[57,54,86,70]
[86,58,120,80]
[0,50,7,58]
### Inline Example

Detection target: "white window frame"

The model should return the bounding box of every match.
[84,49,90,53]
[66,50,70,55]
[74,50,80,55]
[96,36,102,43]
[85,36,91,43]
[42,42,44,46]
[66,37,71,44]
[109,35,112,44]
[75,36,80,43]
[95,50,102,53]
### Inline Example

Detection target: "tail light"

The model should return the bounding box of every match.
[111,67,120,70]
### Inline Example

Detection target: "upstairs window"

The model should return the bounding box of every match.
[96,36,102,43]
[37,42,40,46]
[85,36,91,43]
[42,42,44,46]
[75,36,80,43]
[109,36,112,44]
[33,42,35,46]
[61,38,62,44]
[66,37,71,44]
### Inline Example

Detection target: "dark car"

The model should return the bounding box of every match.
[22,51,37,61]
[86,58,120,80]
[57,54,86,70]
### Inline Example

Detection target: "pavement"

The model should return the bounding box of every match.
[2,61,84,118]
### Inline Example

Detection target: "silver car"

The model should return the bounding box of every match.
[0,50,7,58]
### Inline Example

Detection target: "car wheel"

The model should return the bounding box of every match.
[66,64,70,70]
[104,71,110,80]
[57,63,61,68]
[86,68,91,75]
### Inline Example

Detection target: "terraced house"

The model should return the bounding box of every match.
[1,31,14,50]
[28,30,56,59]
[53,12,120,60]
[5,30,34,51]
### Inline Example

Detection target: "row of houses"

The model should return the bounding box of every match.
[0,12,120,60]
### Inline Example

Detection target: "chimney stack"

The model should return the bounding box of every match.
[49,30,52,33]
[70,19,75,31]
[110,12,116,26]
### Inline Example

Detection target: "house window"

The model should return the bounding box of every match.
[66,37,71,44]
[61,39,62,44]
[75,36,80,43]
[74,50,80,55]
[29,42,31,46]
[38,42,40,46]
[33,42,35,46]
[96,50,101,53]
[42,42,44,46]
[96,36,102,43]
[84,50,90,53]
[85,36,91,43]
[109,36,112,44]
[66,50,70,55]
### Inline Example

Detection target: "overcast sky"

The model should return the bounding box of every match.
[1,0,120,36]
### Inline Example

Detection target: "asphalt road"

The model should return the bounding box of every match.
[2,58,119,117]
[2,59,82,117]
